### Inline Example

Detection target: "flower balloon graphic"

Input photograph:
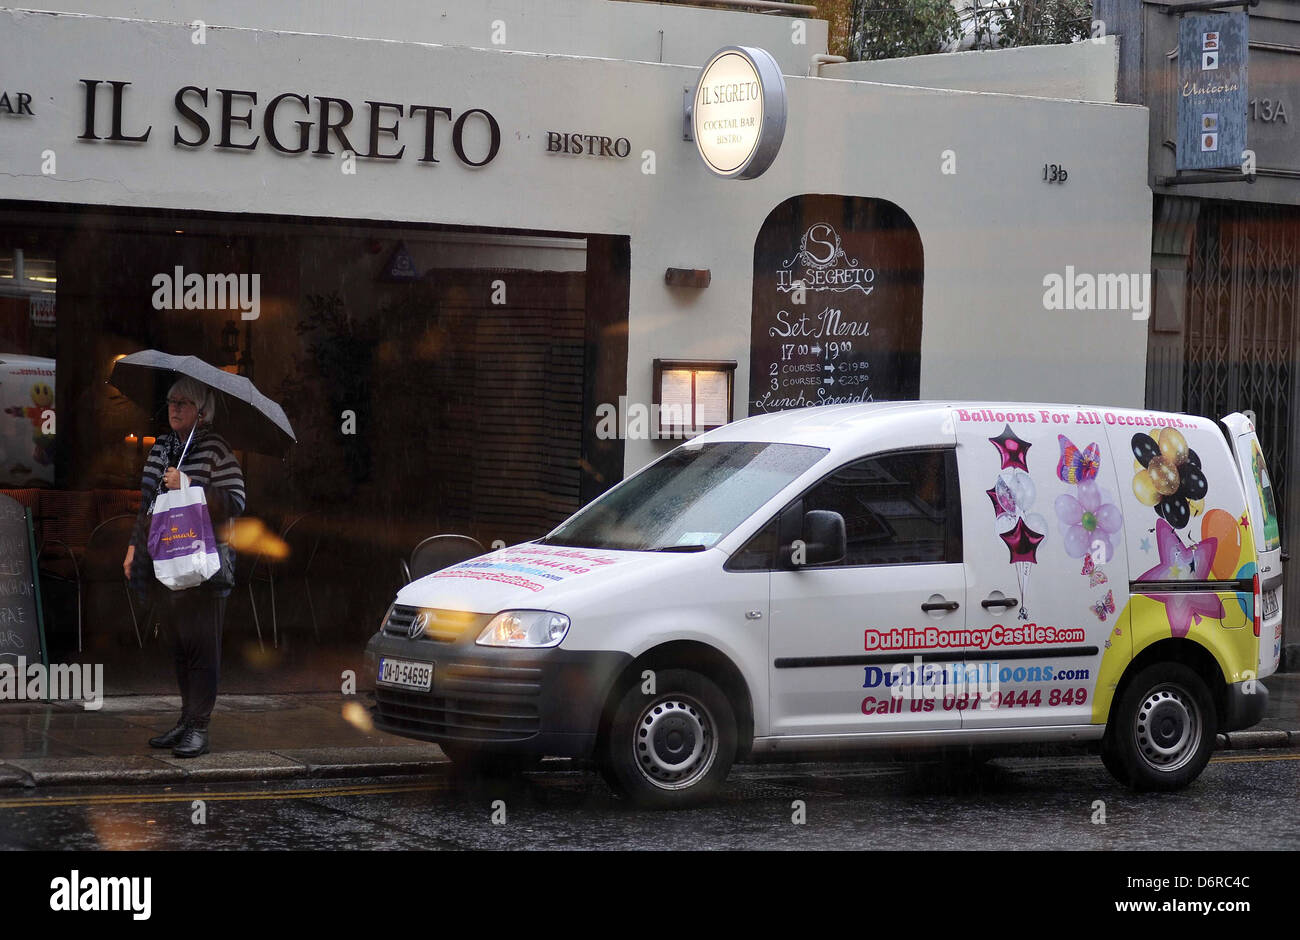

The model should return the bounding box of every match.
[1055,479,1123,561]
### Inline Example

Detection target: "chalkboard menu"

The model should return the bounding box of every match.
[0,494,44,669]
[749,194,923,415]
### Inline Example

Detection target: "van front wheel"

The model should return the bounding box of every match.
[601,669,736,809]
[1102,662,1216,791]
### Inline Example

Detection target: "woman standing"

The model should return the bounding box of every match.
[122,377,245,757]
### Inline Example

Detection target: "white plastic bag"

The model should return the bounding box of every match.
[146,426,221,590]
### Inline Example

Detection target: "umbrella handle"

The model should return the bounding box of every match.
[177,422,198,468]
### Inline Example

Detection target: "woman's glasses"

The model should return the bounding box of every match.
[166,398,196,409]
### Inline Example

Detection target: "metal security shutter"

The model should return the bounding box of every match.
[1184,202,1299,523]
[435,270,586,547]
[1183,202,1300,657]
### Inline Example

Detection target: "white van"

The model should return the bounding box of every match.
[365,402,1282,807]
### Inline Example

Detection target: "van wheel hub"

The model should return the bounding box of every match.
[634,697,716,789]
[1135,685,1198,770]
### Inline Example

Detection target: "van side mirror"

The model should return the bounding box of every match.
[780,510,846,568]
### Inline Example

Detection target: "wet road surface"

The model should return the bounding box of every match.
[1,748,1297,850]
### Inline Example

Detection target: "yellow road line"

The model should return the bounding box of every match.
[1211,752,1300,764]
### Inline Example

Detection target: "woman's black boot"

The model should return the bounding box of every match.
[148,718,189,749]
[172,720,209,758]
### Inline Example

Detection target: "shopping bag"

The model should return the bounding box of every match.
[148,479,221,590]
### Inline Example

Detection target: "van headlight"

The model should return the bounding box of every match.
[476,610,571,648]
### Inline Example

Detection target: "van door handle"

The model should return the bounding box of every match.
[981,597,1019,609]
[921,600,959,612]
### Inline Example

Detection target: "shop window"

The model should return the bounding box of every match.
[0,246,57,487]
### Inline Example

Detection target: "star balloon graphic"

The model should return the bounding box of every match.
[1138,519,1224,638]
[999,517,1044,564]
[989,424,1031,471]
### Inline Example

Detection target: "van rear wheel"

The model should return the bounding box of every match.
[600,669,736,809]
[1102,662,1216,791]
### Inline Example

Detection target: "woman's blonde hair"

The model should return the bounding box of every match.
[168,377,216,426]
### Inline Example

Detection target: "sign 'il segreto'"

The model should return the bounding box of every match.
[76,79,501,167]
[691,46,786,180]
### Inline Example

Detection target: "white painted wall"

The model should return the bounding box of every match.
[825,37,1120,102]
[25,0,830,74]
[0,9,1152,476]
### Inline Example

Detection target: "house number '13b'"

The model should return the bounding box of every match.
[1043,163,1068,183]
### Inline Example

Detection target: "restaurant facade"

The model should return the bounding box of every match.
[0,0,1157,667]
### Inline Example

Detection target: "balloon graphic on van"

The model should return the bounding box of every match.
[1055,434,1100,485]
[1138,519,1225,637]
[989,424,1032,472]
[1131,429,1207,529]
[999,517,1044,622]
[987,425,1046,621]
[1200,508,1243,580]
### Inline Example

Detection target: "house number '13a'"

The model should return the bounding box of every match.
[1249,98,1289,123]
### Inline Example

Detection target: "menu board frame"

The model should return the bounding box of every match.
[652,358,737,436]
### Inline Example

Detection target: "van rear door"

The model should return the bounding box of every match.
[1222,412,1283,678]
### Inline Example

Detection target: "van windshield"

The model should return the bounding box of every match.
[540,441,827,552]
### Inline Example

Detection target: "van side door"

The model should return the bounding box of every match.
[955,409,1124,729]
[766,435,966,738]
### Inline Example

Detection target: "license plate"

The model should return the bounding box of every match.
[1263,589,1279,619]
[378,658,433,691]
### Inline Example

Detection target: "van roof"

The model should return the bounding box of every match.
[693,401,1214,454]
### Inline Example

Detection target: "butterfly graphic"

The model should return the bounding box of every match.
[1081,553,1109,587]
[1091,590,1116,622]
[1056,434,1101,485]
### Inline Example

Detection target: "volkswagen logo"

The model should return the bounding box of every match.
[408,612,430,640]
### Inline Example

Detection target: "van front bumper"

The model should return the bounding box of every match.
[364,630,631,758]
[1222,678,1269,733]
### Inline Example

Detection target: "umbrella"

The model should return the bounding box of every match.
[108,350,296,458]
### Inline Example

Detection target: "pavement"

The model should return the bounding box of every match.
[1,674,1297,789]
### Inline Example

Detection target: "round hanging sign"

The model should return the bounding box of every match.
[692,45,787,180]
